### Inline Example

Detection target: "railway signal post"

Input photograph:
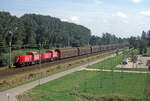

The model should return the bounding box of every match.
[8,31,13,68]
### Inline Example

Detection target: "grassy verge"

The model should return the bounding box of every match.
[18,71,149,101]
[88,49,132,69]
[0,50,118,92]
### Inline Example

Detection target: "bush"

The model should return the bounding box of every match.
[0,54,9,67]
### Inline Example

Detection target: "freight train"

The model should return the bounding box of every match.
[14,43,128,67]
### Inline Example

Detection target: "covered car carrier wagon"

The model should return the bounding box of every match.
[55,48,78,59]
[91,46,100,53]
[100,45,107,52]
[78,46,91,56]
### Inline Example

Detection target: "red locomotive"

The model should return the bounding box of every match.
[14,50,59,66]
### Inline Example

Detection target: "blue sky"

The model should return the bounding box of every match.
[1,0,150,38]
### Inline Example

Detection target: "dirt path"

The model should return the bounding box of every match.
[0,54,117,101]
[83,68,150,74]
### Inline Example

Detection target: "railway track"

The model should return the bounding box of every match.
[0,51,110,79]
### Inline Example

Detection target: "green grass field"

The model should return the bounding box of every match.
[146,48,150,55]
[88,49,150,71]
[87,50,132,69]
[87,54,125,69]
[19,71,149,101]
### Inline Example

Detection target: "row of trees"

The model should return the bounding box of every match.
[89,33,127,45]
[0,11,128,53]
[0,11,91,52]
[128,30,150,54]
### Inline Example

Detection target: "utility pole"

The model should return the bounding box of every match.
[8,31,13,68]
[87,53,89,67]
[111,55,115,94]
[100,73,103,88]
[84,81,87,92]
[73,85,79,101]
[6,92,10,101]
[38,44,41,85]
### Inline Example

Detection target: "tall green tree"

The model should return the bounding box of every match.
[147,30,150,46]
[138,38,147,54]
[128,37,138,49]
[0,34,6,54]
[0,12,26,48]
[141,30,147,40]
[21,14,38,44]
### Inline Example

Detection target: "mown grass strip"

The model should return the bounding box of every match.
[18,71,148,101]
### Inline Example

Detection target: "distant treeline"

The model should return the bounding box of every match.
[89,33,127,45]
[0,11,91,49]
[0,11,128,53]
[128,30,150,54]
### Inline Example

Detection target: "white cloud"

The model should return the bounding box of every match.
[116,12,128,19]
[140,11,150,16]
[122,20,129,23]
[94,0,103,5]
[103,19,108,23]
[131,0,142,3]
[61,19,69,22]
[70,16,80,23]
